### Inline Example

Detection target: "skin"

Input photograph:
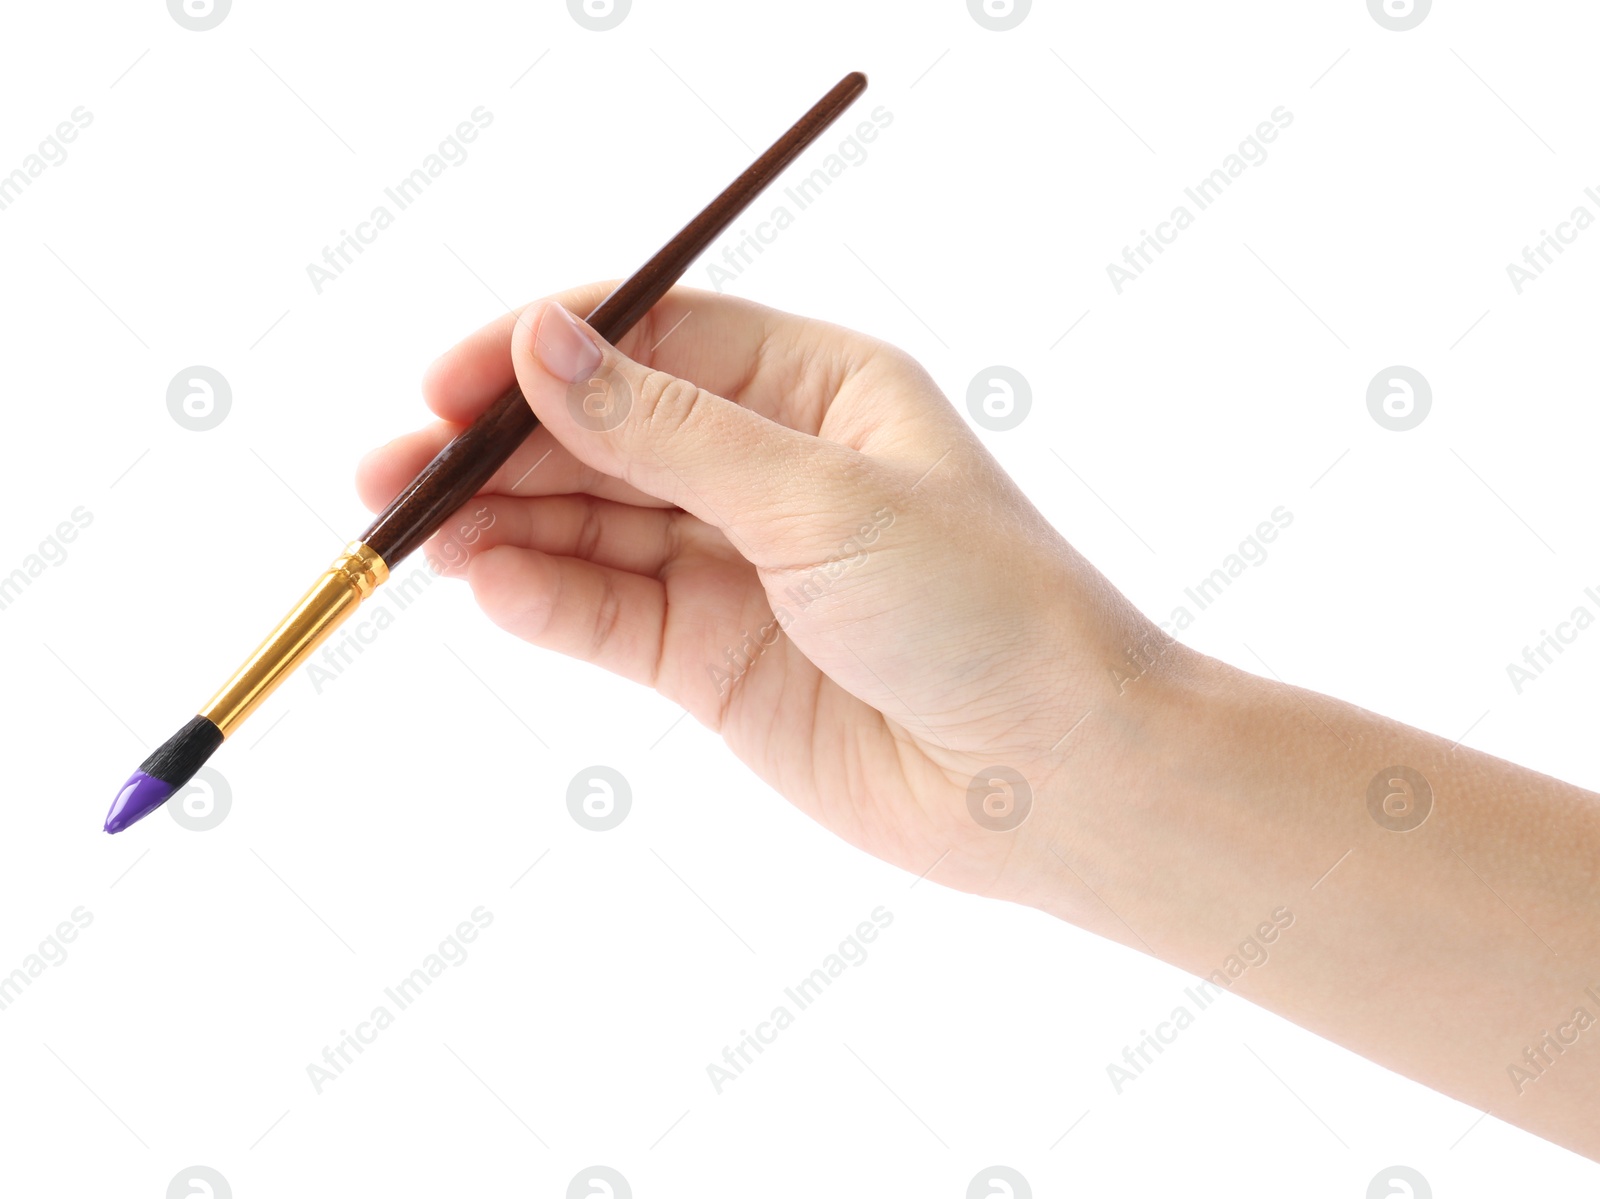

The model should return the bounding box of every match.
[358,283,1600,1162]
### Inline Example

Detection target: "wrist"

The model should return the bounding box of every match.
[1009,644,1259,955]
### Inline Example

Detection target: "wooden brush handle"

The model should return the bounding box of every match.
[360,71,868,567]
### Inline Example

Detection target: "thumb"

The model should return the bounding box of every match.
[510,299,877,565]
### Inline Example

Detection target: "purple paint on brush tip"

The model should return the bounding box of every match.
[104,771,175,834]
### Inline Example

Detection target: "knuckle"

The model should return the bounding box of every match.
[635,369,709,440]
[573,496,606,562]
[588,573,625,658]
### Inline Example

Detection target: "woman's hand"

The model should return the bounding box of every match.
[360,284,1600,1160]
[357,283,1168,912]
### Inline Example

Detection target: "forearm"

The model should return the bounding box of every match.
[1039,648,1600,1159]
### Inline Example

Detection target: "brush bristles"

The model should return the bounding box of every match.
[138,715,224,789]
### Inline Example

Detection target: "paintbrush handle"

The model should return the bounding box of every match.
[104,71,869,834]
[359,70,868,567]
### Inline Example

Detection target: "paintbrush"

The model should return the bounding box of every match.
[104,71,869,833]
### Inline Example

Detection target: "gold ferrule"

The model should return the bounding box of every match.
[199,541,389,737]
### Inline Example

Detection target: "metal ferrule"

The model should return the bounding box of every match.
[199,541,388,737]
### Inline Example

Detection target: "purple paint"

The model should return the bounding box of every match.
[104,771,175,834]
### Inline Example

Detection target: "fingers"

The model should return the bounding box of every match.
[423,492,714,579]
[355,420,666,514]
[421,284,871,436]
[507,300,891,567]
[361,281,846,515]
[465,544,667,689]
[420,282,617,424]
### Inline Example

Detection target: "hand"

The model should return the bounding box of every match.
[360,285,1600,1160]
[357,283,1168,910]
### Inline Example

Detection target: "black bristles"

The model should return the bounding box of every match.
[138,715,224,787]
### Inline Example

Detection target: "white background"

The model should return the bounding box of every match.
[1,0,1596,1195]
